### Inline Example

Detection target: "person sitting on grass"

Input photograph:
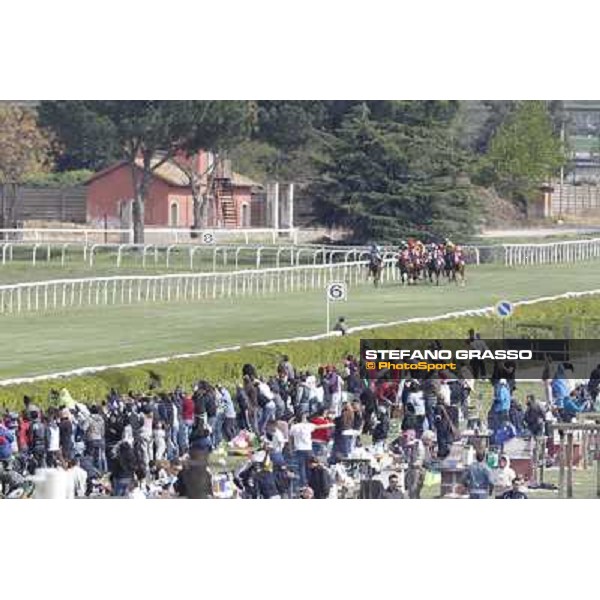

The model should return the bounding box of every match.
[333,316,348,336]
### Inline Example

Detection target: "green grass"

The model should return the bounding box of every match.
[1,261,600,380]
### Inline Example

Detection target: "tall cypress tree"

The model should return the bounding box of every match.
[310,103,478,243]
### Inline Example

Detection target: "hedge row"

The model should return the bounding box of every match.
[1,295,599,412]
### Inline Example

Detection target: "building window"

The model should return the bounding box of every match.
[241,202,250,227]
[170,201,179,227]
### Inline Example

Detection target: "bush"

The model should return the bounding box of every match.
[1,295,598,412]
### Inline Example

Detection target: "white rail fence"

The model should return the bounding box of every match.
[0,242,379,270]
[0,259,400,315]
[0,227,299,245]
[3,238,600,272]
[502,238,600,266]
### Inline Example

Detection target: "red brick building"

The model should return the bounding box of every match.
[85,152,261,229]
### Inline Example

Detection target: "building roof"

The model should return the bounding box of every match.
[139,157,189,187]
[230,172,261,187]
[86,157,262,189]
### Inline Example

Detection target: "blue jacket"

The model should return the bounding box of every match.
[552,378,570,404]
[562,395,584,415]
[493,384,511,413]
[0,425,15,460]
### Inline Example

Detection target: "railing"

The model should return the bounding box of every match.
[0,259,399,315]
[0,242,378,270]
[0,227,300,245]
[5,238,600,271]
[502,238,600,266]
[0,228,132,244]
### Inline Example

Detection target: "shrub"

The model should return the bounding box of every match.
[1,296,598,412]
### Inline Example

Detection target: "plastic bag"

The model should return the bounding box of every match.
[423,470,441,487]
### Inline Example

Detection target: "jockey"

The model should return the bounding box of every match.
[369,243,382,264]
[444,238,455,253]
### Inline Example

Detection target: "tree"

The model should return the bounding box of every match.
[309,103,478,243]
[0,104,52,229]
[171,102,253,231]
[482,101,565,203]
[42,101,254,243]
[37,101,121,171]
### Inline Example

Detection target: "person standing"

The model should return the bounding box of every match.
[467,331,488,379]
[310,408,333,459]
[289,413,315,488]
[462,451,494,499]
[84,405,107,473]
[491,379,512,432]
[111,440,137,497]
[180,394,195,455]
[256,379,276,436]
[46,415,61,468]
[235,384,251,431]
[28,411,48,469]
[153,421,167,462]
[307,456,332,499]
[325,366,343,417]
[278,355,295,381]
[588,363,600,404]
[404,430,434,499]
[0,420,15,462]
[217,385,237,442]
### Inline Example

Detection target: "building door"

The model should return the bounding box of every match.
[241,202,250,227]
[170,201,179,227]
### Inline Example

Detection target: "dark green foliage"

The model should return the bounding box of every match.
[22,169,94,187]
[309,103,478,242]
[38,101,121,171]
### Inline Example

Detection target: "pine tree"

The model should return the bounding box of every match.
[310,103,478,243]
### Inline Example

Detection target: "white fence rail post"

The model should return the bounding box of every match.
[0,258,392,315]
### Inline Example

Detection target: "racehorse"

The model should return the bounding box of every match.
[444,250,466,285]
[367,256,383,287]
[426,250,445,285]
[397,250,417,285]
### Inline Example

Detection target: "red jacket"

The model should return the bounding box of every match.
[18,418,30,451]
[311,417,332,443]
[182,396,195,422]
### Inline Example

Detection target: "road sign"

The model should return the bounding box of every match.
[496,300,514,319]
[326,282,347,302]
[201,231,215,245]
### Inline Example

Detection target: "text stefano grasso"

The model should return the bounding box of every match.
[363,349,533,361]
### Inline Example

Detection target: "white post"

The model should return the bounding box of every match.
[288,182,294,236]
[272,182,279,231]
